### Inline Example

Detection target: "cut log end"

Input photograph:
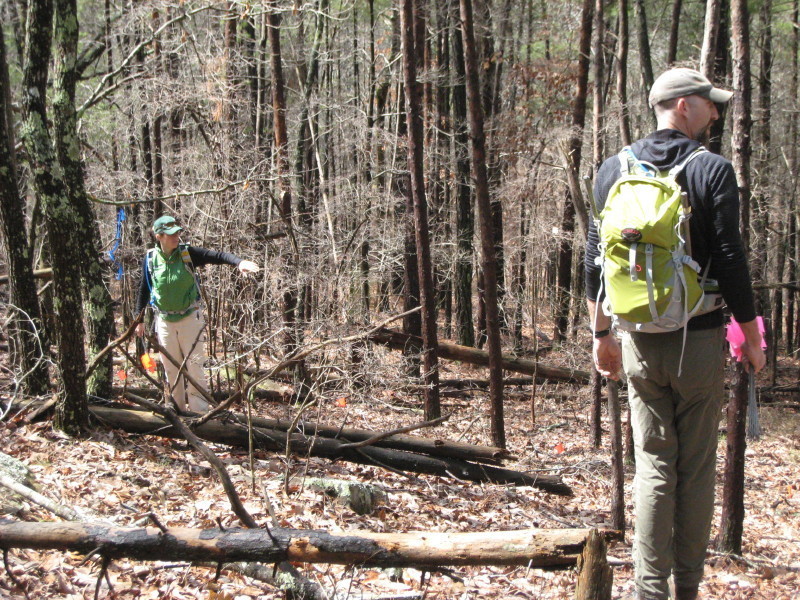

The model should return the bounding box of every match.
[574,529,612,600]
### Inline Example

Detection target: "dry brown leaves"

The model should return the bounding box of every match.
[1,353,798,599]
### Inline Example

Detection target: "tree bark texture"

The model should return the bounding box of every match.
[666,0,682,65]
[89,405,572,494]
[615,0,631,146]
[53,0,115,400]
[717,0,753,554]
[0,521,618,569]
[590,370,602,448]
[633,0,654,118]
[607,379,625,532]
[554,0,593,342]
[591,0,605,169]
[459,0,506,448]
[96,398,510,464]
[267,1,295,326]
[401,0,441,420]
[700,0,722,79]
[716,362,748,553]
[368,328,591,384]
[705,0,730,155]
[0,31,48,396]
[266,1,312,399]
[785,0,799,358]
[19,0,88,435]
[574,528,613,600]
[751,0,772,316]
[450,0,475,348]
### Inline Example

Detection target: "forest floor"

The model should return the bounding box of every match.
[1,338,799,599]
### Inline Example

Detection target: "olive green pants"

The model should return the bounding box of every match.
[621,327,725,600]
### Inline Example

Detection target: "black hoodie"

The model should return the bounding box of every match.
[585,129,756,330]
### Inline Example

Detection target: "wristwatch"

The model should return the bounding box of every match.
[593,328,611,339]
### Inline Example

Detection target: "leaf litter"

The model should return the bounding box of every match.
[1,352,798,599]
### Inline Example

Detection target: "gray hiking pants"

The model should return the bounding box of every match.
[621,326,726,600]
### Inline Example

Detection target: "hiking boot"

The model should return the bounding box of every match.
[674,586,699,600]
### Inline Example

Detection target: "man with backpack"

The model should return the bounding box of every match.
[135,215,259,413]
[584,68,766,600]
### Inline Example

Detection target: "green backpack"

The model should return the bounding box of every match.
[593,146,723,334]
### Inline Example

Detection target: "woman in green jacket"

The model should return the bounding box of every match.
[135,215,258,412]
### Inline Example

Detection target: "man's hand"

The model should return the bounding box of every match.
[594,335,622,380]
[738,318,767,373]
[238,260,259,274]
[740,341,766,373]
[135,323,145,337]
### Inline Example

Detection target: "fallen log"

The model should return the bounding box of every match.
[369,328,590,384]
[0,520,618,568]
[89,406,572,495]
[97,397,511,465]
[439,377,542,388]
[111,385,288,403]
[234,413,510,465]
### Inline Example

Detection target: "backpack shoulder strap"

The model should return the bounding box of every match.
[178,243,194,271]
[619,146,660,177]
[617,147,634,176]
[668,146,707,178]
[145,248,158,280]
[144,248,157,306]
[179,244,202,300]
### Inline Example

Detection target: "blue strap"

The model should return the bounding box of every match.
[107,208,126,280]
[623,147,658,177]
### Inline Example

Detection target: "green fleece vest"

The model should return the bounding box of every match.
[148,246,199,321]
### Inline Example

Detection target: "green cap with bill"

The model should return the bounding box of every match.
[152,215,183,235]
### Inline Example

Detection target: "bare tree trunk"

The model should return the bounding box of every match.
[590,371,602,448]
[666,0,682,65]
[512,199,527,352]
[633,0,654,107]
[752,0,772,315]
[20,0,88,436]
[705,0,730,155]
[607,380,625,532]
[266,1,311,399]
[717,0,752,554]
[53,0,115,400]
[362,0,377,320]
[785,0,799,360]
[401,0,441,420]
[451,0,475,347]
[616,0,631,146]
[434,2,453,338]
[459,0,506,448]
[554,0,593,341]
[592,0,605,169]
[717,362,748,553]
[700,0,722,79]
[0,31,48,396]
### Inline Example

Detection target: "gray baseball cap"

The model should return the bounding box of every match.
[649,68,733,107]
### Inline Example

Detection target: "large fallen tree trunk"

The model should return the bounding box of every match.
[89,405,572,495]
[98,398,511,465]
[369,328,590,384]
[0,520,618,568]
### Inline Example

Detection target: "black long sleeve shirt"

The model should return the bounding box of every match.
[585,129,756,329]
